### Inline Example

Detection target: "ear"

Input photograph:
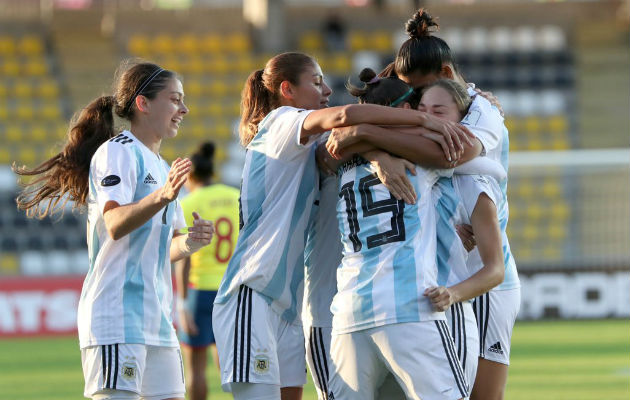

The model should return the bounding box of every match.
[402,102,412,109]
[135,95,149,113]
[441,64,455,80]
[279,80,294,100]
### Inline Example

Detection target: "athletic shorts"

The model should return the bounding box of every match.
[328,321,469,400]
[473,287,521,365]
[212,285,307,392]
[304,325,333,400]
[81,344,185,399]
[179,288,217,348]
[446,301,479,395]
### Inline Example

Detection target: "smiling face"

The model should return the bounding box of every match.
[142,77,188,140]
[417,85,462,123]
[288,62,332,110]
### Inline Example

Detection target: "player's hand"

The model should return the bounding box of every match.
[183,212,214,254]
[424,286,456,312]
[417,132,459,166]
[177,300,199,336]
[368,152,417,205]
[456,224,476,252]
[160,158,192,203]
[421,113,476,162]
[326,125,361,159]
[472,86,504,116]
[316,142,338,176]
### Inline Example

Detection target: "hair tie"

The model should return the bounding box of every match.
[390,87,415,107]
[368,76,380,84]
[125,67,164,113]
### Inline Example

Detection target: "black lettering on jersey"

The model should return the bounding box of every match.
[101,175,121,187]
[109,133,133,145]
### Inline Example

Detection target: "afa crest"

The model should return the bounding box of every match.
[121,362,137,380]
[254,355,270,374]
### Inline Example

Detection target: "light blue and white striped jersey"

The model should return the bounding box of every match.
[303,173,343,328]
[464,86,519,290]
[215,106,319,324]
[331,157,450,334]
[79,131,185,349]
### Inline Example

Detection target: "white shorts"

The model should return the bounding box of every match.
[81,344,185,400]
[328,321,468,400]
[446,301,479,395]
[473,288,521,365]
[212,285,307,392]
[304,325,333,400]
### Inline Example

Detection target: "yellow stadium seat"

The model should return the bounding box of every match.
[127,35,151,56]
[527,139,543,151]
[348,31,367,52]
[0,85,7,97]
[503,117,519,133]
[13,82,33,98]
[186,57,205,74]
[299,32,324,52]
[515,181,534,198]
[226,33,251,54]
[16,104,34,120]
[18,147,37,165]
[30,124,47,142]
[37,80,60,98]
[547,224,567,241]
[208,80,229,96]
[184,79,203,98]
[215,146,227,162]
[547,115,568,134]
[199,34,222,54]
[214,121,231,140]
[229,79,244,95]
[0,253,19,275]
[522,224,539,241]
[161,145,177,162]
[153,34,175,54]
[178,34,198,55]
[551,202,570,220]
[3,60,20,76]
[190,123,206,139]
[206,57,229,74]
[0,36,16,55]
[329,53,351,75]
[541,244,561,259]
[6,124,22,142]
[515,246,533,262]
[371,31,392,53]
[234,55,256,74]
[524,116,542,134]
[160,57,181,72]
[55,123,67,140]
[526,203,544,220]
[18,35,44,55]
[25,60,48,76]
[226,101,240,117]
[541,180,561,198]
[0,107,9,120]
[207,102,223,118]
[41,103,62,120]
[551,138,569,150]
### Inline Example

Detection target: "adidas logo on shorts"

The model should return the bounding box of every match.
[144,173,157,184]
[488,341,504,355]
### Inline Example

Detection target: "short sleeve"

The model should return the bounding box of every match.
[249,106,316,160]
[454,157,506,182]
[455,175,500,220]
[461,90,504,156]
[90,142,137,214]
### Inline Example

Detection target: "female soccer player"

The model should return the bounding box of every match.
[174,141,240,400]
[211,52,472,400]
[393,10,521,399]
[14,61,214,400]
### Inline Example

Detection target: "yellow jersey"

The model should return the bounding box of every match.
[180,183,240,290]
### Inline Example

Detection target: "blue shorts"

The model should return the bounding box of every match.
[179,288,218,348]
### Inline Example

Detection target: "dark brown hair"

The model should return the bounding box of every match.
[189,141,216,183]
[239,52,315,146]
[421,79,472,118]
[395,9,459,80]
[347,67,418,108]
[13,61,177,218]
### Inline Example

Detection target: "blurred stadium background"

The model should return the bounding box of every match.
[0,0,628,397]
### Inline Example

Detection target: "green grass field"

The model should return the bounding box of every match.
[0,319,628,400]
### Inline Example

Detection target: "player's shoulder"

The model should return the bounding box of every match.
[92,131,136,161]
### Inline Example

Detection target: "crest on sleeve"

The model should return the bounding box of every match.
[101,175,121,187]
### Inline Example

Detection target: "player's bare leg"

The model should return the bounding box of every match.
[281,386,303,400]
[182,345,207,400]
[470,358,509,400]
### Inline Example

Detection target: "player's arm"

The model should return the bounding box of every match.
[103,158,191,240]
[170,212,214,262]
[425,193,504,310]
[174,254,198,335]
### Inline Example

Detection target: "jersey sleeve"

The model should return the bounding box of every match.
[461,91,504,156]
[454,157,506,181]
[456,175,500,220]
[90,142,138,214]
[248,106,316,160]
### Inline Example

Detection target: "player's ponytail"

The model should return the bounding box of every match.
[14,60,177,218]
[189,141,216,184]
[239,52,316,147]
[347,67,418,108]
[395,8,458,79]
